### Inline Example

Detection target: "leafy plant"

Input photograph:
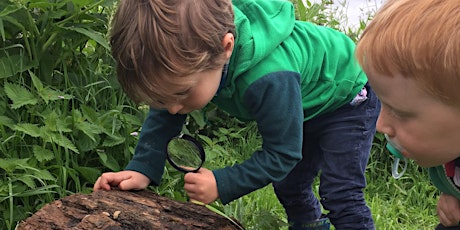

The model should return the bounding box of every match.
[0,1,144,229]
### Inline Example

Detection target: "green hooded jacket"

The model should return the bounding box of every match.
[125,0,368,204]
[429,164,460,200]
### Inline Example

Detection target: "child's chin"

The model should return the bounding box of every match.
[178,109,193,114]
[415,160,443,168]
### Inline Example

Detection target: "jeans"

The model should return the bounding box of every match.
[273,83,380,230]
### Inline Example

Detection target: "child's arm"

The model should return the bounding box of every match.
[213,71,304,204]
[93,108,186,192]
[124,109,186,185]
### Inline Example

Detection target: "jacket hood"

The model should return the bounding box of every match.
[219,0,295,98]
[429,162,460,200]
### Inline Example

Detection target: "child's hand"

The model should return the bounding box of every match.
[93,170,150,192]
[437,193,460,227]
[183,167,218,204]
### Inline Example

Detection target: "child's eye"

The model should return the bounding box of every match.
[156,99,165,105]
[383,103,410,119]
[147,99,166,109]
[174,88,191,96]
[389,107,412,119]
[389,109,404,118]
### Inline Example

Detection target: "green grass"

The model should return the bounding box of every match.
[364,136,439,229]
[154,120,439,229]
[0,0,440,229]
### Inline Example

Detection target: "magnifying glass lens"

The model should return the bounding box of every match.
[166,134,205,173]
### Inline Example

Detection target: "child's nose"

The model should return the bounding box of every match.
[167,104,183,115]
[376,108,394,136]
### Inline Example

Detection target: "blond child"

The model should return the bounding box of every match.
[356,0,460,228]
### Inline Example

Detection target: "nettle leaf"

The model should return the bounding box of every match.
[47,132,79,154]
[75,120,103,142]
[102,133,125,147]
[47,9,67,19]
[99,0,117,7]
[4,82,38,109]
[0,53,38,79]
[33,169,56,181]
[30,71,73,103]
[121,113,143,127]
[96,151,120,171]
[32,145,55,162]
[71,108,84,123]
[29,70,43,91]
[17,175,35,189]
[0,115,15,128]
[28,0,66,9]
[63,26,110,50]
[189,110,207,129]
[75,166,100,182]
[198,134,214,146]
[80,105,99,123]
[0,4,22,17]
[100,111,123,134]
[14,123,42,137]
[40,87,73,104]
[71,0,95,7]
[75,132,100,152]
[0,158,29,173]
[43,111,72,132]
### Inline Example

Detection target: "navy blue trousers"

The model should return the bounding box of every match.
[273,83,380,230]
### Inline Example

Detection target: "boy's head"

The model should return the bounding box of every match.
[357,0,460,106]
[110,0,235,109]
[356,0,460,167]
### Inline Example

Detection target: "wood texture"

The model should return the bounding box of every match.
[17,189,243,230]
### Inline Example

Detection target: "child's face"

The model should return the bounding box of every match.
[367,69,460,167]
[159,67,223,115]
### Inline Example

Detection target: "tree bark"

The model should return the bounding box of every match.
[16,189,243,230]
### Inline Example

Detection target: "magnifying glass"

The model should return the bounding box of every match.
[166,134,245,230]
[166,134,206,173]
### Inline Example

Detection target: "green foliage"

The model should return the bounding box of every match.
[295,0,339,27]
[0,0,440,229]
[0,0,144,229]
[294,0,371,42]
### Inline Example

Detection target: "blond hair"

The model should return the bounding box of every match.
[356,0,460,106]
[110,0,235,106]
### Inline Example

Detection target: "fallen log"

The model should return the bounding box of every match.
[17,189,243,230]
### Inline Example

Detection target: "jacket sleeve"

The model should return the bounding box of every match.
[125,108,186,186]
[213,71,303,204]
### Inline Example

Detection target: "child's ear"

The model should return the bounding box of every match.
[222,33,234,59]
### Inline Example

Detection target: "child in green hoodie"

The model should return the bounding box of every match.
[93,0,380,229]
[355,0,460,229]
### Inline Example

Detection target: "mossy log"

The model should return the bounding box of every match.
[16,189,243,230]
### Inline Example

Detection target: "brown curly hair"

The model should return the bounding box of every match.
[110,0,235,106]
